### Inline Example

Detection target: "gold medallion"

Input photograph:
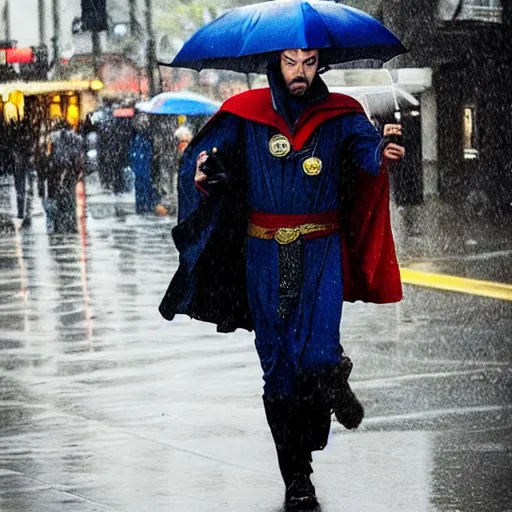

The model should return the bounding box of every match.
[269,134,291,157]
[302,156,323,176]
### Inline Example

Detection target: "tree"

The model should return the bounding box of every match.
[338,0,382,17]
[153,0,226,46]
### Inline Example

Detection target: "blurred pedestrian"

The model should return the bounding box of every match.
[37,126,58,233]
[95,105,116,191]
[129,113,160,214]
[12,119,36,227]
[111,114,133,195]
[48,120,85,233]
[149,117,173,216]
[0,123,16,185]
[160,48,405,509]
[175,125,193,156]
[0,123,17,231]
[165,124,194,213]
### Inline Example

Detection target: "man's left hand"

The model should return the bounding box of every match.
[382,123,406,163]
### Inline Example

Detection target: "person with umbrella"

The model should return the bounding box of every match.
[129,112,162,215]
[160,2,406,509]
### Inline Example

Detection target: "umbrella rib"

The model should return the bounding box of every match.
[303,3,337,50]
[238,9,264,58]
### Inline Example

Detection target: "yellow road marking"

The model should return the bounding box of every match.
[400,268,512,302]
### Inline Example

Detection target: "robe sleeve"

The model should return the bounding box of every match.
[178,114,244,223]
[160,113,252,331]
[341,113,383,177]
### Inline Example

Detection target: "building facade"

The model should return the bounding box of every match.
[382,0,512,208]
[0,0,142,63]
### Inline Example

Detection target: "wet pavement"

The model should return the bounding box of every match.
[0,182,511,511]
[392,201,512,284]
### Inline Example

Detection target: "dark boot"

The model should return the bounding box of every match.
[285,473,318,510]
[263,396,312,488]
[263,395,323,510]
[330,356,364,429]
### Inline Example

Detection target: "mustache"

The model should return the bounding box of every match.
[290,77,308,85]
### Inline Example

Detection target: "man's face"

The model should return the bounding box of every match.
[280,49,319,97]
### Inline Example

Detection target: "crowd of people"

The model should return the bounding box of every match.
[0,107,195,233]
[90,108,195,217]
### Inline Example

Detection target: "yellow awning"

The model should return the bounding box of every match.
[0,79,102,98]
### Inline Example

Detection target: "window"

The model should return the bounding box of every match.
[463,107,478,159]
[437,0,503,23]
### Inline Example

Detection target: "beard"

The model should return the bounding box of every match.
[287,77,310,97]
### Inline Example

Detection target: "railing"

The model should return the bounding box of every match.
[459,5,503,23]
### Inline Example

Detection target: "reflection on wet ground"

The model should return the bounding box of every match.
[0,202,511,511]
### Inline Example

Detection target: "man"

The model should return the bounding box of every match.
[160,49,405,510]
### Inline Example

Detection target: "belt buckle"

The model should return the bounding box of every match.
[274,227,300,245]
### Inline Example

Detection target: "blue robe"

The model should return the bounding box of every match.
[165,108,382,396]
[130,133,157,214]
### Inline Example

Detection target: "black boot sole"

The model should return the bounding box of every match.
[286,495,319,510]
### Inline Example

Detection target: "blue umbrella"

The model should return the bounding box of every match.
[137,91,221,116]
[168,0,407,73]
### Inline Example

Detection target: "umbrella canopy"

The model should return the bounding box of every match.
[168,0,407,74]
[136,91,221,116]
[330,85,419,117]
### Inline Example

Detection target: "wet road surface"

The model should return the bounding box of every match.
[0,195,511,511]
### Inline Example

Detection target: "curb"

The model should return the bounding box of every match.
[400,268,512,302]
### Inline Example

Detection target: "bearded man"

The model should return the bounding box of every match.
[160,48,405,510]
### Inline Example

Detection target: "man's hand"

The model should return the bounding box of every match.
[194,150,209,184]
[382,124,406,163]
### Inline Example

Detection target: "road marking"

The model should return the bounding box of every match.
[355,404,512,426]
[400,268,512,301]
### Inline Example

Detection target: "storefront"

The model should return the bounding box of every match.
[0,79,103,128]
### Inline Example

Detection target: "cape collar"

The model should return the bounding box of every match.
[218,88,365,151]
[266,61,329,131]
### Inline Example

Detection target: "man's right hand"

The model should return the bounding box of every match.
[194,151,209,184]
[382,124,405,164]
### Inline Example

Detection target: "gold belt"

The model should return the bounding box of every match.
[247,222,338,245]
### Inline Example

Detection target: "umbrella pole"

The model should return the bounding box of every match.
[360,95,371,120]
[384,69,401,123]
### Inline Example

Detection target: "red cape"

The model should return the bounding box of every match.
[219,88,402,303]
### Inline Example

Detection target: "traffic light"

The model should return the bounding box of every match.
[81,0,108,32]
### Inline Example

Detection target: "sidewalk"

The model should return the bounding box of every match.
[85,178,512,286]
[392,198,512,285]
[0,181,510,512]
[84,173,136,219]
[2,173,511,285]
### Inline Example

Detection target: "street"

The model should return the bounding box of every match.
[0,199,511,512]
[0,0,511,509]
